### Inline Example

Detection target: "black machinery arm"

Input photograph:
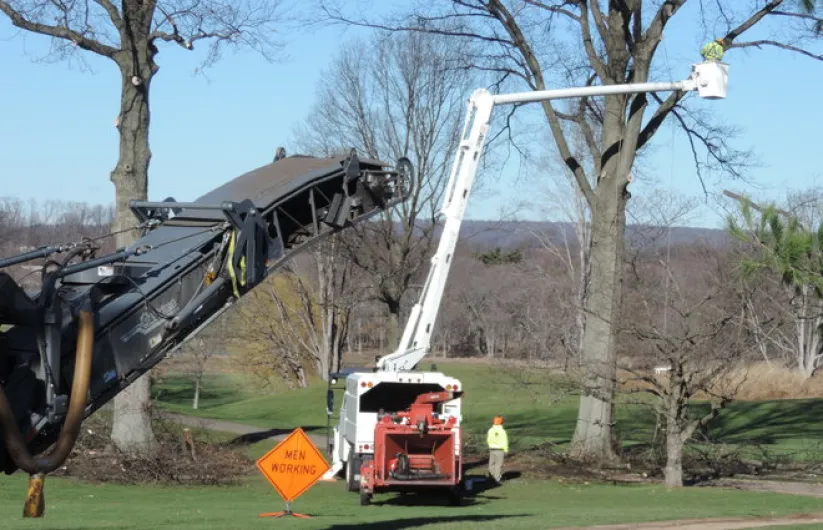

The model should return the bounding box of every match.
[0,150,413,475]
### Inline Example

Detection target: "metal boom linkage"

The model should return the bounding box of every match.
[0,151,413,478]
[376,61,728,372]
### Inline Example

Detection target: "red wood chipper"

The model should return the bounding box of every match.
[358,390,464,505]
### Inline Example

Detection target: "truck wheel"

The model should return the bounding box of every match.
[359,491,372,506]
[345,446,359,492]
[447,485,464,506]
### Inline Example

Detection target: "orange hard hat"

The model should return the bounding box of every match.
[493,416,504,425]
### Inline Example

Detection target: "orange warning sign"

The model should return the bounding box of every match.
[256,428,330,503]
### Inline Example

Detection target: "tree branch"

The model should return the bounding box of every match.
[92,0,122,31]
[318,3,513,46]
[0,1,118,57]
[587,0,610,49]
[681,398,728,442]
[643,0,688,46]
[769,10,823,35]
[150,27,232,49]
[482,0,595,207]
[575,78,603,173]
[630,0,642,47]
[149,3,189,48]
[577,1,610,82]
[149,2,246,51]
[770,8,823,26]
[728,40,823,62]
[723,0,784,44]
[522,0,579,21]
[609,0,635,55]
[636,90,684,150]
[541,99,596,207]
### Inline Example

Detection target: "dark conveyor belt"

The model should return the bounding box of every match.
[0,150,412,476]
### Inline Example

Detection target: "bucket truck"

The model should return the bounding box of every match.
[324,61,729,502]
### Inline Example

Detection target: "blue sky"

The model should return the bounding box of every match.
[1,3,821,230]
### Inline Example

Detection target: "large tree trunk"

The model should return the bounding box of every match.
[568,178,628,465]
[109,39,159,456]
[567,26,649,460]
[664,378,691,489]
[664,406,685,488]
[662,364,692,488]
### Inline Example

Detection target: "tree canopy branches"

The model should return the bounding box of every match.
[0,0,286,67]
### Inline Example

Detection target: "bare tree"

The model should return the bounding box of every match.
[0,198,26,252]
[316,0,822,464]
[1,198,115,288]
[517,247,583,368]
[173,338,215,410]
[455,255,507,358]
[232,239,360,387]
[310,236,360,378]
[191,343,212,411]
[621,244,756,487]
[1,0,287,455]
[294,29,471,349]
[435,273,474,358]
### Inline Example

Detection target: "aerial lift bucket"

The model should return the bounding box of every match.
[693,61,728,99]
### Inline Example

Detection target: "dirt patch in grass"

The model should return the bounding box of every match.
[51,413,254,485]
[486,440,807,488]
[697,478,823,498]
[463,440,649,485]
[554,512,823,530]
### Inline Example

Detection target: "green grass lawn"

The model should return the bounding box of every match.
[154,361,823,462]
[1,473,823,529]
[153,363,582,457]
[4,361,823,528]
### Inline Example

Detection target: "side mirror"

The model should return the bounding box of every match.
[326,389,334,414]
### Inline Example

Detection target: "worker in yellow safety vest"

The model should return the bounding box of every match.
[487,416,509,483]
[701,38,725,62]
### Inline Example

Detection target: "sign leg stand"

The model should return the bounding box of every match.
[259,502,311,519]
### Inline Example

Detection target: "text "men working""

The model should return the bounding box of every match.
[271,449,318,475]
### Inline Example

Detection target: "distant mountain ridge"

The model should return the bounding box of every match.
[3,219,730,261]
[433,220,730,250]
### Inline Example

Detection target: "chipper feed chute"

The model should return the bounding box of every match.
[358,390,464,505]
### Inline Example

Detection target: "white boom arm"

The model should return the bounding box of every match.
[375,61,728,372]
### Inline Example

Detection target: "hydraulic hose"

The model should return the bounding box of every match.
[0,310,94,517]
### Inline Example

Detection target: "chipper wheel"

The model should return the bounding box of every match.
[358,456,374,505]
[359,489,372,506]
[447,484,464,506]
